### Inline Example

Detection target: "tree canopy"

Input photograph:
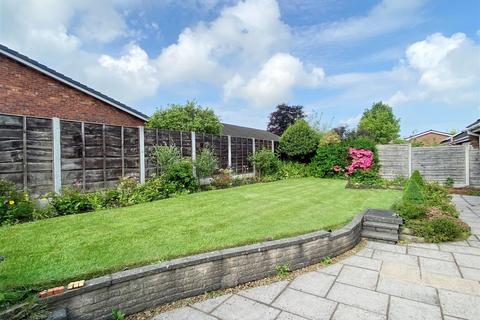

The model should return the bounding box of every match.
[358,102,400,144]
[146,101,223,134]
[267,104,305,136]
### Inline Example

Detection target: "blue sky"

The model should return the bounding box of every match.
[1,0,479,136]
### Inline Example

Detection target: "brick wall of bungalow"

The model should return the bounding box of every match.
[0,55,145,127]
[411,133,452,146]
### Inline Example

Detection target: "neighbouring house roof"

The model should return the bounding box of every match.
[0,43,149,121]
[441,131,470,144]
[404,129,451,141]
[221,123,279,141]
[467,119,480,132]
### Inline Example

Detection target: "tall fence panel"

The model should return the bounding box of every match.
[376,144,410,179]
[412,146,466,185]
[377,144,477,187]
[470,149,480,186]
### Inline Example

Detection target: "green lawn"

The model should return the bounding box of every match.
[0,178,400,291]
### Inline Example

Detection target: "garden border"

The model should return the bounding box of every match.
[10,211,365,320]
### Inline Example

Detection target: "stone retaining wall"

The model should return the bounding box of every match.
[34,213,364,320]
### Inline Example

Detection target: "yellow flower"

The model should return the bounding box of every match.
[8,200,15,205]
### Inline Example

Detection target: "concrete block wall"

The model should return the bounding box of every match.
[37,213,364,320]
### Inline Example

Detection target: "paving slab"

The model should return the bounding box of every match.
[419,257,461,277]
[191,294,231,313]
[380,261,421,283]
[331,303,385,320]
[421,272,480,295]
[439,290,480,320]
[275,312,309,320]
[238,281,288,305]
[439,244,480,255]
[406,242,439,250]
[153,307,216,320]
[467,240,480,248]
[316,263,343,276]
[376,277,439,305]
[288,271,336,297]
[272,288,337,320]
[341,255,382,271]
[366,241,406,254]
[407,246,454,261]
[212,295,280,320]
[388,296,442,320]
[372,249,418,266]
[336,265,379,290]
[356,248,374,258]
[327,282,389,314]
[460,266,480,281]
[453,253,480,269]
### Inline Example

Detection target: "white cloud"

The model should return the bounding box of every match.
[296,0,427,47]
[224,53,324,107]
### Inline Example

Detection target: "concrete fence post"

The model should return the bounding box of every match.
[408,143,412,177]
[227,135,232,168]
[52,117,62,193]
[465,144,470,186]
[271,140,274,152]
[139,126,145,183]
[191,132,196,176]
[252,138,256,175]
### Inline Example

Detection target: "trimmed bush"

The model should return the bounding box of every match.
[411,217,469,242]
[163,160,199,193]
[403,180,425,204]
[279,119,319,161]
[409,170,425,189]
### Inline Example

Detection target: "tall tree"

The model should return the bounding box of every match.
[146,101,223,134]
[358,102,400,144]
[267,104,305,136]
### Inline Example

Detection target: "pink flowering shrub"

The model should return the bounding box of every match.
[347,148,373,175]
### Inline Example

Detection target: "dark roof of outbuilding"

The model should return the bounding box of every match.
[221,123,279,141]
[467,119,480,130]
[0,43,149,121]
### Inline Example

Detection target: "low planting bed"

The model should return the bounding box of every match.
[0,178,400,312]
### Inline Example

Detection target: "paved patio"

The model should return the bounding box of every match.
[153,195,480,320]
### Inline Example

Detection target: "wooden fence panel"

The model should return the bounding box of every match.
[123,127,139,179]
[83,123,104,190]
[26,117,53,195]
[104,125,123,188]
[231,137,253,173]
[60,120,83,188]
[0,114,25,190]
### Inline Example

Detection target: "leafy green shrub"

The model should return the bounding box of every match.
[444,177,454,188]
[279,161,310,179]
[319,131,341,146]
[249,149,281,177]
[195,148,218,179]
[348,169,382,186]
[112,308,125,320]
[0,180,36,224]
[163,160,198,193]
[279,119,319,161]
[423,182,456,216]
[134,176,177,202]
[275,264,291,277]
[410,217,469,242]
[395,202,427,220]
[309,143,348,178]
[49,187,94,215]
[151,145,182,174]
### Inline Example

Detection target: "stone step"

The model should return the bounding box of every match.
[364,209,403,225]
[362,226,398,234]
[361,230,399,242]
[363,221,400,230]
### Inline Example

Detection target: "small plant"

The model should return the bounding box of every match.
[112,307,125,320]
[49,187,94,215]
[320,256,332,265]
[444,177,455,188]
[211,169,233,188]
[151,144,182,174]
[163,160,199,193]
[195,147,218,179]
[275,264,291,278]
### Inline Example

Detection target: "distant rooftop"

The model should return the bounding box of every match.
[221,123,279,141]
